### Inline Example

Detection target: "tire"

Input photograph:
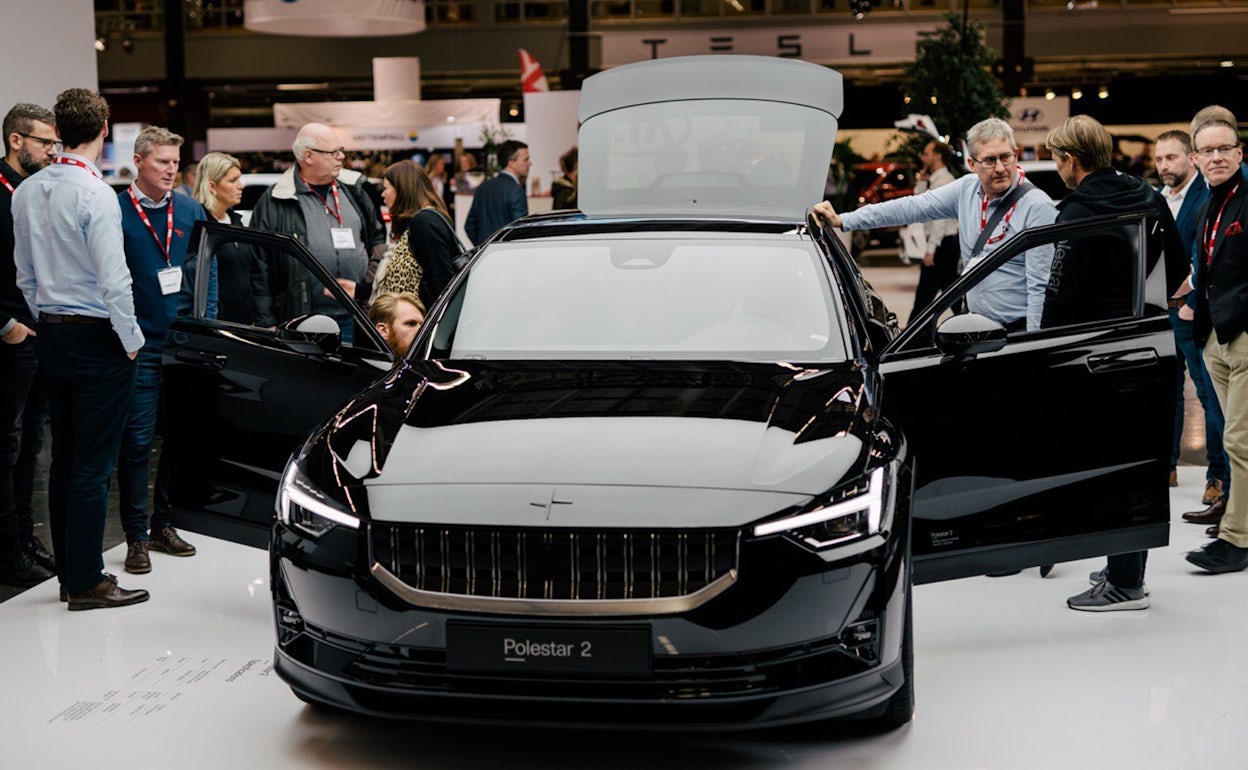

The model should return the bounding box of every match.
[871,589,915,731]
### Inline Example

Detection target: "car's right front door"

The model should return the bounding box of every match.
[876,213,1174,583]
[161,223,394,547]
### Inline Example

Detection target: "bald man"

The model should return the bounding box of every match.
[250,123,385,340]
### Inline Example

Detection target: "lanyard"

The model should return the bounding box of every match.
[979,169,1025,247]
[302,176,342,224]
[1205,184,1240,265]
[0,170,12,194]
[128,188,174,264]
[54,156,100,179]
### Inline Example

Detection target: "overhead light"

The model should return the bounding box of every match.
[446,115,456,123]
[903,95,911,104]
[1221,60,1234,68]
[1098,86,1109,99]
[94,35,108,52]
[275,82,329,91]
[1071,88,1083,100]
[1066,0,1097,8]
[1044,89,1055,100]
[121,35,134,54]
[929,95,937,105]
[507,104,520,117]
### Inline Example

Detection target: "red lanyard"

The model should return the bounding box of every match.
[0,170,13,194]
[979,170,1025,247]
[1205,184,1240,265]
[128,188,174,265]
[54,156,100,179]
[302,176,342,224]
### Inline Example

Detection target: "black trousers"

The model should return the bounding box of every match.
[37,323,136,593]
[908,234,960,325]
[0,336,47,555]
[1107,550,1148,590]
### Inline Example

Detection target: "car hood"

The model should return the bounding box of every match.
[331,361,872,527]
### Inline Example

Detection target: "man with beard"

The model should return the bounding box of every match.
[0,103,59,588]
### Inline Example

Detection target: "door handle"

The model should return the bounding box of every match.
[174,348,227,369]
[1086,349,1158,373]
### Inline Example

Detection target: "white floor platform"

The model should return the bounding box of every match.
[3,465,1246,769]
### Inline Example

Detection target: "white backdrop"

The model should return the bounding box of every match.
[0,0,97,114]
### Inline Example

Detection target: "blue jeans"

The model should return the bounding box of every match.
[116,344,174,542]
[39,323,136,593]
[1171,308,1229,486]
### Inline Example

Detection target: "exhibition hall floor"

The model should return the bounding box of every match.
[1,467,1245,769]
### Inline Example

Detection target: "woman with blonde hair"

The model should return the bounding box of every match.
[193,151,264,323]
[373,160,462,310]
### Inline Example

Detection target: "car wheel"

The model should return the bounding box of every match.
[866,588,915,732]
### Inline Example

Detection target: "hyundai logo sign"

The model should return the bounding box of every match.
[1015,108,1044,123]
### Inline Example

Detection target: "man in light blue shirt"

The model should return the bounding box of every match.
[814,118,1057,331]
[12,88,149,611]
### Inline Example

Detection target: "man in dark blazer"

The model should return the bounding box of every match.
[465,140,530,245]
[1188,118,1248,574]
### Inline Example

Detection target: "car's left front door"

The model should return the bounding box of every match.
[161,223,394,547]
[874,213,1174,583]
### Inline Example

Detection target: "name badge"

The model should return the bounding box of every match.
[331,227,357,250]
[157,266,183,296]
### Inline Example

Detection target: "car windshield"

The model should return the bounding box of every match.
[437,234,847,362]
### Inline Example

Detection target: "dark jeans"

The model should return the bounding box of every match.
[1107,550,1148,590]
[1170,308,1229,485]
[908,235,960,325]
[38,323,137,594]
[117,344,174,542]
[0,336,48,552]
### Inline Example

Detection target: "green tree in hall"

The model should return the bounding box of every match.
[901,13,1009,158]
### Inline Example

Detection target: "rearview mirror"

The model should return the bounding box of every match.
[935,313,1007,358]
[277,313,342,355]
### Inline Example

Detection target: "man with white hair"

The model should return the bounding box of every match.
[250,123,385,339]
[814,117,1058,331]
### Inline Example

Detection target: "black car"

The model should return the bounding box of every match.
[164,56,1173,730]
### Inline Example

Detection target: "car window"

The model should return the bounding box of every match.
[192,230,386,355]
[897,216,1149,352]
[430,236,847,362]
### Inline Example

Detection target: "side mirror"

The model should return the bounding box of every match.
[935,313,1008,358]
[277,313,342,355]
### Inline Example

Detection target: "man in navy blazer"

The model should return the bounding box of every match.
[465,140,531,245]
[1155,130,1225,516]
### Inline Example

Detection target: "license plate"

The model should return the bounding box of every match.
[446,622,652,676]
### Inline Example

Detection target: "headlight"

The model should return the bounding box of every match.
[276,461,361,539]
[753,466,886,550]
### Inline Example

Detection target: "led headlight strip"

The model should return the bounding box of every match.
[277,462,360,531]
[752,466,884,540]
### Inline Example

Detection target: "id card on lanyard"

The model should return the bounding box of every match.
[128,188,182,296]
[304,177,357,250]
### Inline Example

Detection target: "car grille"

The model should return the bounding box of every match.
[370,524,739,601]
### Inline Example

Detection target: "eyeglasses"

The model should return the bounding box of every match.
[307,146,346,158]
[971,152,1016,168]
[18,132,62,152]
[1195,145,1241,159]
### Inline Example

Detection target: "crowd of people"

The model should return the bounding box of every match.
[1,86,1243,615]
[814,105,1248,610]
[0,86,579,609]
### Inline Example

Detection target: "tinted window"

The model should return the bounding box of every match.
[437,236,846,362]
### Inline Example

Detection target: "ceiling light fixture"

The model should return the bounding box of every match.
[94,35,108,52]
[1044,89,1055,100]
[1098,86,1109,99]
[1071,88,1083,100]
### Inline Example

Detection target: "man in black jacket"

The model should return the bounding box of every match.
[465,140,530,245]
[0,103,58,588]
[250,123,385,337]
[1043,115,1187,610]
[1188,118,1248,574]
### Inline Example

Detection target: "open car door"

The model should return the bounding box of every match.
[877,212,1174,583]
[161,222,395,547]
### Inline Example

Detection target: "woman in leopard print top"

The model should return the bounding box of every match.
[375,160,461,309]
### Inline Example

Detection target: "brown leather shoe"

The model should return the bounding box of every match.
[149,526,196,557]
[1183,497,1226,525]
[60,572,117,602]
[125,540,151,574]
[1203,479,1226,506]
[67,578,149,611]
[1169,470,1178,487]
[1207,523,1220,537]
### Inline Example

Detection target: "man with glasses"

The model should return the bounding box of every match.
[1187,118,1248,574]
[813,117,1057,331]
[0,103,59,588]
[250,122,385,341]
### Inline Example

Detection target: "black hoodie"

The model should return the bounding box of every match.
[1042,168,1187,329]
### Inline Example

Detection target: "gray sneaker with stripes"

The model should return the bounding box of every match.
[1068,578,1150,611]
